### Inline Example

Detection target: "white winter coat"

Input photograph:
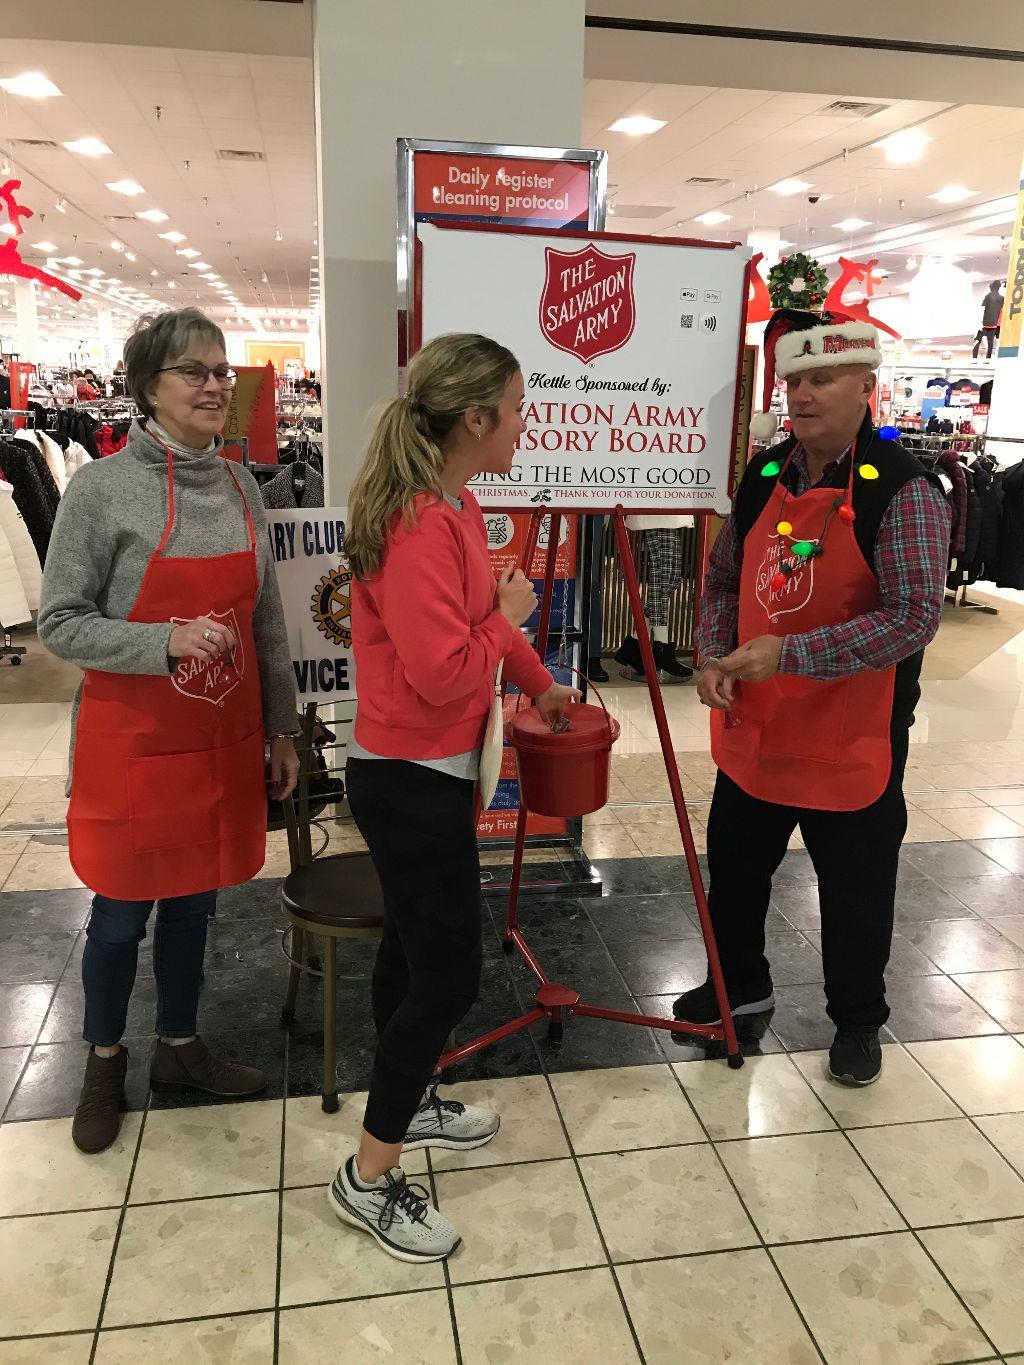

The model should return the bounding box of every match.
[63,441,92,481]
[0,483,31,628]
[0,479,41,611]
[14,430,68,496]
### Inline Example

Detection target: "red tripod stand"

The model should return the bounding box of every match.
[436,505,743,1073]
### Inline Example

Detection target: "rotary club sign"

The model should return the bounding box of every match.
[540,244,636,364]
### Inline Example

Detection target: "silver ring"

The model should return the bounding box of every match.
[203,629,216,643]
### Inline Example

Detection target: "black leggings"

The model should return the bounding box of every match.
[347,758,483,1144]
[706,727,910,1030]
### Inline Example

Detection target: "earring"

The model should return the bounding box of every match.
[476,432,482,441]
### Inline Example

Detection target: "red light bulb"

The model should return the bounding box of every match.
[770,571,787,592]
[838,503,856,524]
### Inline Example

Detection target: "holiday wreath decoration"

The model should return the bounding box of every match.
[766,251,828,311]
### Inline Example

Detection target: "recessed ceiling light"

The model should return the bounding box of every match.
[106,180,145,198]
[274,228,283,242]
[769,179,812,197]
[55,198,67,213]
[136,208,169,222]
[695,211,732,226]
[110,239,124,252]
[875,128,932,165]
[124,251,136,262]
[30,241,58,253]
[150,269,159,276]
[158,231,186,243]
[0,72,62,98]
[167,280,177,289]
[608,115,667,136]
[60,255,84,266]
[63,137,111,157]
[834,217,870,232]
[84,267,105,277]
[189,262,212,270]
[177,248,201,258]
[930,185,976,204]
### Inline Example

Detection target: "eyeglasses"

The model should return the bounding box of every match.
[157,362,237,388]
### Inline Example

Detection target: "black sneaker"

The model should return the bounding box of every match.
[672,977,776,1025]
[614,635,645,678]
[587,656,610,683]
[828,1029,882,1086]
[654,641,694,682]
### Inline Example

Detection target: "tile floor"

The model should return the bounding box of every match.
[4,594,1024,1361]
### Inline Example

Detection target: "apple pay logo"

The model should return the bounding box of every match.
[679,287,698,302]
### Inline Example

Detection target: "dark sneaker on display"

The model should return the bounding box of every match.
[672,977,776,1026]
[587,656,610,683]
[403,1082,500,1153]
[149,1035,266,1097]
[328,1156,461,1263]
[614,635,645,678]
[72,1046,129,1154]
[653,641,694,682]
[828,1029,883,1086]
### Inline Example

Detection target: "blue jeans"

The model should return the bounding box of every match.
[82,891,215,1047]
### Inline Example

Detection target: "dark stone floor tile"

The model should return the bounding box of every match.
[884,975,1004,1043]
[588,858,668,897]
[147,1026,288,1110]
[214,878,285,921]
[586,893,701,943]
[772,850,819,884]
[0,981,56,1047]
[905,841,1011,883]
[203,918,286,973]
[529,987,667,1074]
[5,1036,152,1121]
[0,931,78,985]
[38,976,159,1045]
[287,1019,375,1098]
[986,915,1024,950]
[900,918,1024,974]
[192,963,294,1034]
[952,969,1024,1033]
[942,877,1024,920]
[768,984,839,1052]
[636,994,784,1062]
[0,1046,28,1115]
[894,881,982,925]
[801,930,940,980]
[971,837,1024,875]
[771,886,820,933]
[645,855,706,896]
[763,931,825,987]
[603,937,710,998]
[0,888,93,935]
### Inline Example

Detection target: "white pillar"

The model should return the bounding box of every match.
[95,302,114,377]
[13,278,39,363]
[312,0,585,503]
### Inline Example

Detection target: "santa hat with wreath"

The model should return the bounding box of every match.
[750,308,883,444]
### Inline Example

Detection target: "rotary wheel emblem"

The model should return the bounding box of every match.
[311,567,353,647]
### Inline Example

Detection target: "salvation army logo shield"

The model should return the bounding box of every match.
[754,540,814,622]
[539,244,636,364]
[170,608,245,706]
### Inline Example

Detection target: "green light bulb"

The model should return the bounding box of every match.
[791,540,815,559]
[761,460,782,477]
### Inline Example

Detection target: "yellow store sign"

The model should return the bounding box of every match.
[999,160,1024,358]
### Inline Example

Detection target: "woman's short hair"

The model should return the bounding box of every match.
[123,308,226,417]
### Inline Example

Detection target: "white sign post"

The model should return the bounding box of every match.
[266,509,356,703]
[418,221,750,516]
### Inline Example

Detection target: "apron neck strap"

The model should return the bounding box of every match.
[149,430,255,558]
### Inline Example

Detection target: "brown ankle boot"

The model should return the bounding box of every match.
[149,1035,266,1098]
[72,1047,129,1154]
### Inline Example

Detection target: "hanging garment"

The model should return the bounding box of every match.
[13,429,67,496]
[0,483,32,628]
[258,462,325,509]
[63,441,92,481]
[0,477,41,611]
[12,433,61,514]
[937,451,968,556]
[995,461,1024,589]
[970,461,1003,584]
[0,439,54,564]
[66,441,267,901]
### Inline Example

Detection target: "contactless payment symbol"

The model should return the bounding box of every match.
[311,567,353,647]
[539,243,636,364]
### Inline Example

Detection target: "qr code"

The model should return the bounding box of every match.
[680,313,694,329]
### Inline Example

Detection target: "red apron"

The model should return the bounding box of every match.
[711,450,895,812]
[68,440,267,900]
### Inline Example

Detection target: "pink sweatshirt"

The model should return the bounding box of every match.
[351,490,553,759]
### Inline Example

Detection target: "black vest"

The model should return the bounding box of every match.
[734,412,942,728]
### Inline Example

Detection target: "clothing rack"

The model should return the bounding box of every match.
[0,415,32,663]
[0,408,37,432]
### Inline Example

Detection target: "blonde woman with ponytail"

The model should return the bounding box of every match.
[329,333,578,1264]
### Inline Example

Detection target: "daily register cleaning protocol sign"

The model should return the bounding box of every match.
[417,221,750,516]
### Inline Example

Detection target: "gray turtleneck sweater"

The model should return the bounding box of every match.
[38,419,299,773]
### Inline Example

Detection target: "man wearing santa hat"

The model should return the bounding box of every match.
[673,308,951,1086]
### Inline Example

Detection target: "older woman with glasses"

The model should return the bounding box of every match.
[39,307,300,1154]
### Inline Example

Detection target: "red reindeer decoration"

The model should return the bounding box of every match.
[0,178,82,302]
[824,256,900,339]
[745,251,772,325]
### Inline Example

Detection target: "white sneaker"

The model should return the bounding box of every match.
[328,1156,461,1263]
[403,1082,500,1153]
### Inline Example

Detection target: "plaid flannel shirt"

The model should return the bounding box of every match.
[697,445,952,681]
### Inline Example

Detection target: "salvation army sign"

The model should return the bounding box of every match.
[417,221,750,515]
[266,510,356,703]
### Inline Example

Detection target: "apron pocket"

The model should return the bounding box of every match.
[757,676,850,765]
[127,730,265,854]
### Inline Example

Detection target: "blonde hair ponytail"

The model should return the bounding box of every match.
[346,333,519,579]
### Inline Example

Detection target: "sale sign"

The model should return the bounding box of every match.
[418,222,749,515]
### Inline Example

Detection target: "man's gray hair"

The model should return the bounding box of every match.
[123,308,226,417]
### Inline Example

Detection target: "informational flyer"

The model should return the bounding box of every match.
[418,222,750,515]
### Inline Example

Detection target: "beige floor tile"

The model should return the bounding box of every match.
[278,1291,456,1364]
[913,789,986,810]
[437,1159,605,1284]
[284,1092,426,1187]
[579,1144,754,1262]
[0,1208,117,1335]
[620,1248,819,1365]
[103,1192,278,1327]
[920,1218,1024,1354]
[975,787,1024,807]
[582,828,643,860]
[454,1267,639,1365]
[934,807,1024,840]
[427,1074,569,1171]
[94,1313,275,1363]
[6,777,72,805]
[0,849,23,887]
[0,799,68,828]
[976,1112,1024,1177]
[717,1131,904,1244]
[4,846,84,892]
[582,803,623,827]
[0,1114,140,1217]
[675,1053,835,1141]
[279,1184,443,1304]
[850,1119,1024,1226]
[0,1337,93,1364]
[550,1063,704,1154]
[902,811,959,843]
[130,1100,283,1203]
[791,1046,962,1128]
[774,1231,990,1365]
[0,778,22,814]
[908,1035,1024,1114]
[926,763,1001,791]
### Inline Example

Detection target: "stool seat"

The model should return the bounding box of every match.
[281,851,386,930]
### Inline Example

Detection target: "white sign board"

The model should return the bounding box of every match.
[418,221,750,514]
[266,509,356,703]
